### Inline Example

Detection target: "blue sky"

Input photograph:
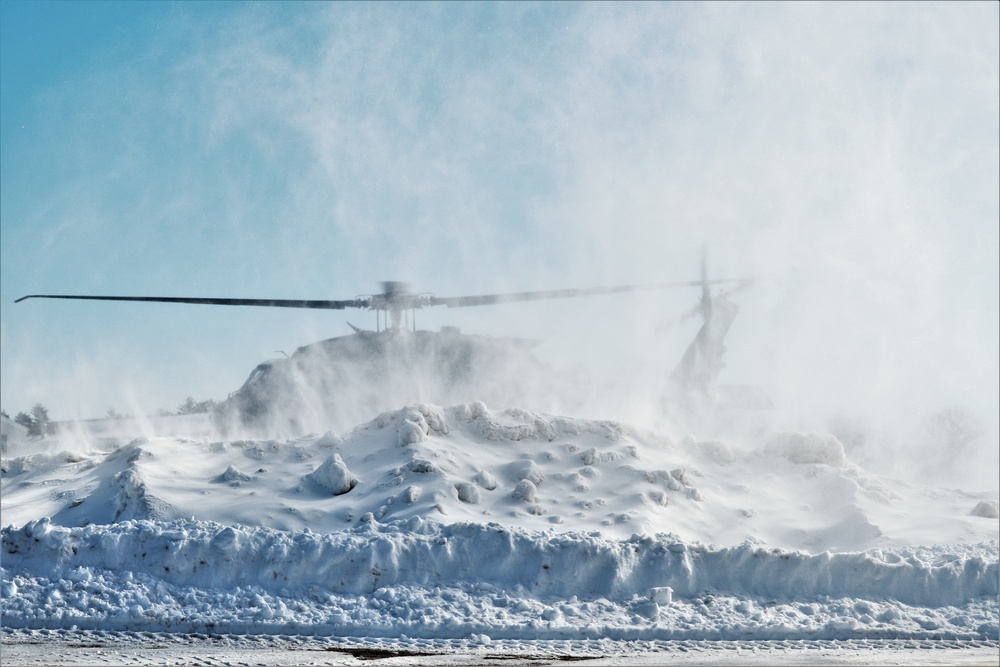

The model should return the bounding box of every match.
[1,2,997,453]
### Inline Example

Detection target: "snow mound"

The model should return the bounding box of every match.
[764,431,849,467]
[3,403,997,552]
[971,501,999,519]
[40,441,175,525]
[304,454,356,496]
[215,465,252,484]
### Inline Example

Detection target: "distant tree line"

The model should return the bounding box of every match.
[1,397,217,438]
[171,397,217,416]
[108,397,217,419]
[6,404,53,438]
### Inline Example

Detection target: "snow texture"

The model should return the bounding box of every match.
[1,402,998,644]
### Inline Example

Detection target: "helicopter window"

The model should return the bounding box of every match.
[245,364,270,386]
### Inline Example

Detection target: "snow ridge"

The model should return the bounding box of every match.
[2,518,997,639]
[4,518,996,608]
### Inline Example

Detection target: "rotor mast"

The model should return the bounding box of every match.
[367,281,421,331]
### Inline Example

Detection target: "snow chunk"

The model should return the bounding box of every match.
[971,501,999,519]
[316,431,342,448]
[211,526,241,552]
[670,467,692,487]
[651,586,673,605]
[473,470,498,491]
[455,483,482,505]
[304,454,356,496]
[396,404,450,447]
[397,419,426,447]
[697,440,737,464]
[765,432,848,467]
[215,465,252,484]
[402,486,421,504]
[509,460,544,485]
[512,480,538,503]
[406,458,440,474]
[22,517,53,539]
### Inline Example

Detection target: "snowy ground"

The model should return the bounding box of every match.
[2,403,997,665]
[2,629,998,666]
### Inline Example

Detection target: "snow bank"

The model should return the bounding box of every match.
[3,518,997,608]
[1,518,996,639]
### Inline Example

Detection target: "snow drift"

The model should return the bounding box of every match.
[2,402,997,641]
[5,518,996,607]
[2,518,996,639]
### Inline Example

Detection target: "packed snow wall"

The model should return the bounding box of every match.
[2,518,997,639]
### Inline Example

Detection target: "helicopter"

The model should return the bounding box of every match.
[15,277,746,333]
[659,253,772,426]
[16,266,760,434]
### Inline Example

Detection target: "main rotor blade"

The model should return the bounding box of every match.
[429,279,746,308]
[14,294,367,309]
[718,277,756,299]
